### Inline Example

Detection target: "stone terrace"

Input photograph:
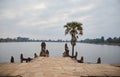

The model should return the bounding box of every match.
[0,57,120,77]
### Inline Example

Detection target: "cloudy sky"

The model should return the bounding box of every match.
[0,0,120,40]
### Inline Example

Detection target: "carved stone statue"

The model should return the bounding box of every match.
[34,53,38,58]
[10,56,14,63]
[46,50,49,57]
[74,51,78,60]
[40,42,46,57]
[20,53,32,63]
[41,41,46,51]
[97,57,101,64]
[63,43,70,57]
[40,42,49,57]
[78,56,84,63]
[20,54,23,63]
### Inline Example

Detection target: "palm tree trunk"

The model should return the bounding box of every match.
[72,45,74,58]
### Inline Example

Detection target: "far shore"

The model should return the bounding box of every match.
[0,41,120,46]
[83,42,120,46]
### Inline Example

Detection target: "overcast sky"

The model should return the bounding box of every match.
[0,0,120,40]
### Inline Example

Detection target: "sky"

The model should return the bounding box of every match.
[0,0,120,40]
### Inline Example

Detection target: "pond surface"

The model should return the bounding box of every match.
[0,42,120,64]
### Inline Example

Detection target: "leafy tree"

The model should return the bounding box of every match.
[64,21,83,57]
[106,37,113,43]
[101,36,104,43]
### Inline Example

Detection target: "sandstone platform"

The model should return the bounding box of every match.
[0,57,120,77]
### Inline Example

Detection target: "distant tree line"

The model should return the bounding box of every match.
[1,36,120,45]
[0,37,68,42]
[80,36,120,44]
[0,37,30,42]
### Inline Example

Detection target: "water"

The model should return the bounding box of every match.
[0,42,120,64]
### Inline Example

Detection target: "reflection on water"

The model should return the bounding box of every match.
[0,42,120,64]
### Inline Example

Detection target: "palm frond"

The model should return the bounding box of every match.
[64,25,68,28]
[64,21,83,36]
[65,27,71,35]
[79,30,83,35]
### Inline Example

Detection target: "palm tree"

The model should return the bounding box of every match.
[64,21,83,57]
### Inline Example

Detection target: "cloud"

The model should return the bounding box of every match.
[0,0,120,40]
[33,3,46,10]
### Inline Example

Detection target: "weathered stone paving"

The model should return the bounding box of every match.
[0,57,120,77]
